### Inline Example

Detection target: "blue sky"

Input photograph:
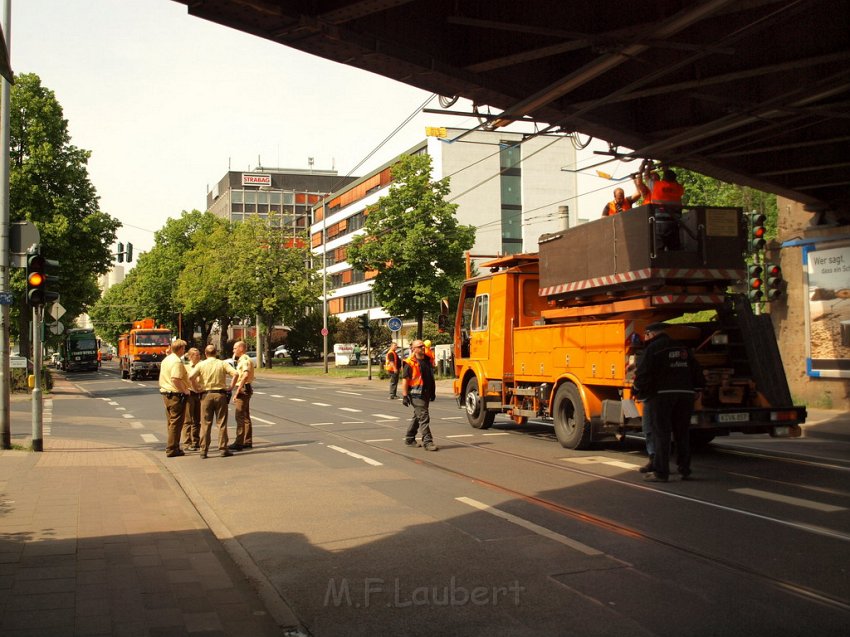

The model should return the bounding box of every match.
[12,0,634,258]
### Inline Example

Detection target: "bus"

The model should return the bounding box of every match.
[60,328,100,372]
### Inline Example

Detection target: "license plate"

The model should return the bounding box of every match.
[718,412,749,423]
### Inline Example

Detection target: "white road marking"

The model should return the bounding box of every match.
[121,414,134,419]
[482,432,510,436]
[254,391,267,395]
[253,416,275,425]
[99,397,111,401]
[115,407,126,411]
[130,422,144,429]
[141,433,158,443]
[564,456,641,470]
[366,439,393,442]
[456,497,602,556]
[337,391,362,396]
[339,407,361,412]
[446,434,474,438]
[732,488,846,512]
[310,422,334,426]
[342,421,364,424]
[271,394,284,398]
[373,414,398,420]
[108,401,119,406]
[441,416,464,420]
[290,398,306,402]
[327,445,383,466]
[296,386,315,390]
[312,402,331,407]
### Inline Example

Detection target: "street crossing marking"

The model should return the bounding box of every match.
[312,402,331,407]
[271,395,283,398]
[310,422,334,426]
[373,414,398,420]
[366,439,393,442]
[342,421,364,424]
[337,391,361,396]
[115,407,126,411]
[456,497,602,556]
[290,398,306,402]
[255,391,267,395]
[130,422,144,429]
[731,488,846,512]
[327,444,383,466]
[108,401,119,406]
[340,407,361,412]
[482,432,510,436]
[253,416,275,425]
[121,414,135,419]
[141,433,158,443]
[446,434,474,438]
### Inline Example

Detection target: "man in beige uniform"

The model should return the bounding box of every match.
[181,347,203,451]
[189,345,238,459]
[159,339,191,457]
[228,340,255,451]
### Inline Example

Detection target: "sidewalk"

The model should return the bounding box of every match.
[0,436,298,637]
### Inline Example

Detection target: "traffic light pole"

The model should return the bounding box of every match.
[31,304,43,452]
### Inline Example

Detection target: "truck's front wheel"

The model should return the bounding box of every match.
[464,377,494,429]
[552,383,592,449]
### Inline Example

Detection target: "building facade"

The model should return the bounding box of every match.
[310,128,579,323]
[207,167,358,236]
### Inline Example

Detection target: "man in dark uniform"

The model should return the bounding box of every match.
[401,339,438,451]
[634,323,703,482]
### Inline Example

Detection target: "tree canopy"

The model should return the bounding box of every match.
[9,73,120,340]
[346,153,475,337]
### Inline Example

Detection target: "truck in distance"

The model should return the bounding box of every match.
[118,318,172,381]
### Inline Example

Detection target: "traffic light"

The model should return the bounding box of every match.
[359,313,370,332]
[26,251,60,306]
[747,264,763,301]
[749,213,766,251]
[126,242,133,262]
[765,263,783,301]
[117,242,124,263]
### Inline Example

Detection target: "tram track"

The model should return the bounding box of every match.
[247,398,850,615]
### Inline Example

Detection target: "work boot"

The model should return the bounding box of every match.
[639,459,654,473]
[404,438,420,447]
[423,442,439,452]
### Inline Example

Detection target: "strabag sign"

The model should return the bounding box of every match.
[242,173,271,187]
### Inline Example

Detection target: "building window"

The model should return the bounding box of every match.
[500,142,522,254]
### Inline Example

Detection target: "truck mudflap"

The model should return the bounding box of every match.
[692,406,807,437]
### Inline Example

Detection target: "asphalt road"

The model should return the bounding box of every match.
[33,363,850,636]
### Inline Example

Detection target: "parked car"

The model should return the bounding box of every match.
[223,351,259,367]
[274,345,289,358]
[372,346,410,366]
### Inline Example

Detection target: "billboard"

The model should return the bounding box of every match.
[804,242,850,377]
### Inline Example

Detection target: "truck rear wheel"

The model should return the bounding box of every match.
[552,383,592,449]
[464,377,495,429]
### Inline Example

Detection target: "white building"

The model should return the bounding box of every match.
[310,128,578,323]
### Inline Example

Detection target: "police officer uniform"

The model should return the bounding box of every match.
[190,355,238,458]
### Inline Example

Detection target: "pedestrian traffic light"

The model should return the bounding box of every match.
[749,213,766,251]
[26,251,60,306]
[765,263,783,301]
[126,242,133,262]
[747,264,763,301]
[117,242,124,263]
[359,313,370,332]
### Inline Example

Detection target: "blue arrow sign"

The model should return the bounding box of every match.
[388,317,402,332]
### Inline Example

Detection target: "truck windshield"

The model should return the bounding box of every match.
[136,332,171,347]
[70,338,97,351]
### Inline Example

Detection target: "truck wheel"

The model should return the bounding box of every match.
[552,383,592,449]
[464,377,494,429]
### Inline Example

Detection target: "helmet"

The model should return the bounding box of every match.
[423,339,432,348]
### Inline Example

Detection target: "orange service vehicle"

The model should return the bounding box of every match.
[452,204,806,449]
[118,318,173,381]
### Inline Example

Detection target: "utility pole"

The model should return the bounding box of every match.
[0,0,12,449]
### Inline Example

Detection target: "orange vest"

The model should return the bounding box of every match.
[604,199,632,216]
[385,349,399,373]
[403,355,426,397]
[650,179,684,206]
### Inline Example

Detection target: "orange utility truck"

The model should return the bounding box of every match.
[452,204,806,449]
[118,318,173,381]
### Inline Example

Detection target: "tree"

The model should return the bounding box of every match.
[9,73,120,343]
[227,217,324,367]
[347,154,475,337]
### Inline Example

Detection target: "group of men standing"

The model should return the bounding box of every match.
[159,339,255,459]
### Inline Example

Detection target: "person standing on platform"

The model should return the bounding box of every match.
[385,342,401,399]
[159,339,190,458]
[228,340,255,451]
[190,345,238,459]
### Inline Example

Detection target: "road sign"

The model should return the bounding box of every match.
[388,317,402,332]
[0,291,13,305]
[49,302,66,321]
[321,327,329,336]
[50,322,65,335]
[10,356,27,369]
